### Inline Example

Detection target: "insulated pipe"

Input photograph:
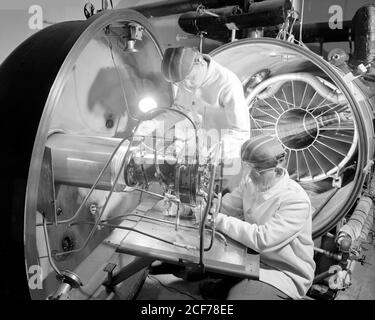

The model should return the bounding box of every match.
[178,0,291,40]
[338,171,375,242]
[246,72,347,105]
[357,210,374,244]
[46,134,129,190]
[129,0,243,18]
[339,196,373,242]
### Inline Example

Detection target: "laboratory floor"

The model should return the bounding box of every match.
[136,272,203,300]
[136,232,375,300]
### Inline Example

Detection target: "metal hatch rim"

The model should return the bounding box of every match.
[209,37,368,239]
[23,8,170,299]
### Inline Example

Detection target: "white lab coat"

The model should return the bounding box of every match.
[173,55,250,159]
[137,55,250,178]
[215,169,316,299]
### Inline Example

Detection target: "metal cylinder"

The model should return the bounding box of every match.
[124,146,199,205]
[46,133,129,190]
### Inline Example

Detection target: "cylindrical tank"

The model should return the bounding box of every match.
[0,9,173,300]
[46,134,129,190]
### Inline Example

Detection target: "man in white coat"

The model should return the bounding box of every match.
[139,46,250,181]
[201,134,316,299]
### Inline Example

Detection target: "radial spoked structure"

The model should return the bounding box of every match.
[248,75,357,182]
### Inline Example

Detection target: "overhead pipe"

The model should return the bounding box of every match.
[178,0,292,41]
[166,2,373,56]
[129,0,244,18]
[184,19,353,43]
[246,72,347,105]
[287,5,374,50]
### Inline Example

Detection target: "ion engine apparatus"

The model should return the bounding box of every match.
[1,3,375,300]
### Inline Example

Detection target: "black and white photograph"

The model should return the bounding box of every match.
[1,0,374,309]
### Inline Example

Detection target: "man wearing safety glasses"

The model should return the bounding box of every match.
[160,46,250,182]
[161,46,249,141]
[200,134,316,300]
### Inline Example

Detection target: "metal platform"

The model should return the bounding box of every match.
[104,198,260,280]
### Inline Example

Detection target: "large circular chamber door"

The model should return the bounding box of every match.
[0,9,173,299]
[211,38,374,239]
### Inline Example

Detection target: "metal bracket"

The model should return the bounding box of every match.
[332,175,342,188]
[103,262,117,288]
[103,257,154,289]
[84,2,95,19]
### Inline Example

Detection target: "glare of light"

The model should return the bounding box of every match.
[138,97,158,113]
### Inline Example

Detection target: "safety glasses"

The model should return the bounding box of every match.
[242,161,275,175]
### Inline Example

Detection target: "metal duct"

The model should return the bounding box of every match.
[178,0,291,41]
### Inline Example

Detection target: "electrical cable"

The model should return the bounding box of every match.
[198,142,222,265]
[42,215,63,276]
[70,221,180,246]
[102,213,228,246]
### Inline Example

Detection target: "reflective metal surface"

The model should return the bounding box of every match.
[2,9,173,299]
[211,38,373,238]
[2,5,375,300]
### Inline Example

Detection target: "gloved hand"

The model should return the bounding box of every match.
[191,199,218,225]
[335,231,351,246]
[153,198,192,217]
[191,202,204,223]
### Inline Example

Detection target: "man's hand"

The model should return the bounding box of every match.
[154,198,194,218]
[191,198,218,225]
